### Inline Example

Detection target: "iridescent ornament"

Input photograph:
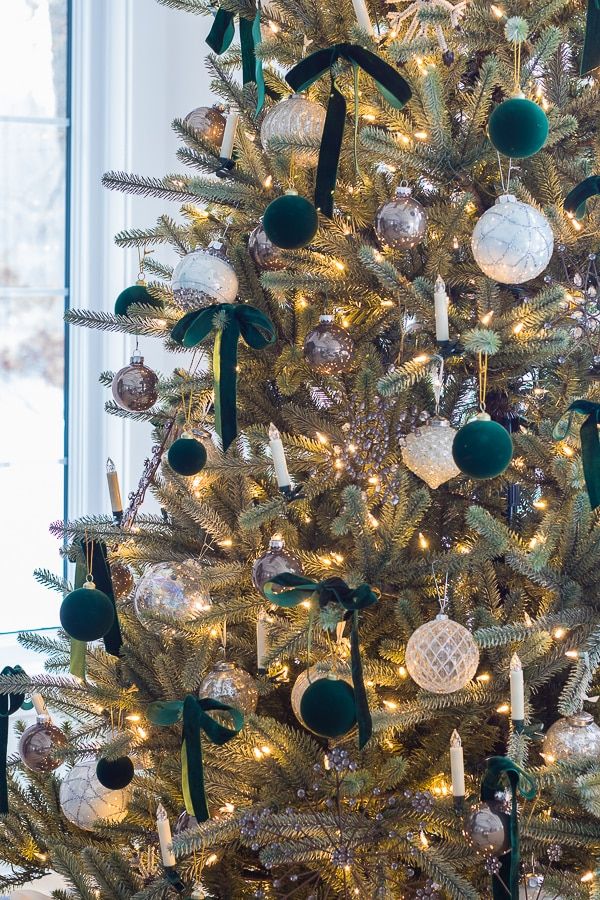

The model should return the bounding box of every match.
[464,801,509,854]
[402,416,460,489]
[134,560,212,631]
[542,711,600,763]
[198,660,258,716]
[260,93,326,164]
[171,241,238,308]
[375,184,427,250]
[111,351,158,412]
[252,535,302,596]
[471,194,553,284]
[110,563,134,599]
[59,757,131,831]
[405,614,480,693]
[19,715,67,773]
[183,105,226,146]
[291,666,356,739]
[303,315,354,375]
[248,222,285,271]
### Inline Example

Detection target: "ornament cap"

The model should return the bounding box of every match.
[284,188,299,197]
[130,351,144,366]
[395,183,413,197]
[510,89,526,99]
[496,193,517,205]
[269,534,285,550]
[206,239,228,260]
[429,415,452,428]
[435,613,449,621]
[319,314,334,323]
[567,711,595,727]
[475,411,492,421]
[83,579,97,591]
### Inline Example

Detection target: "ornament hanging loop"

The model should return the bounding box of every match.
[432,563,449,615]
[478,351,489,412]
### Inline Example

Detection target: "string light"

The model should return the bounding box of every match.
[496,703,510,714]
[418,532,429,550]
[333,260,346,272]
[398,666,407,678]
[414,130,428,140]
[513,322,525,334]
[316,431,329,444]
[533,499,547,509]
[268,19,280,32]
[476,673,491,682]
[581,871,595,883]
[480,311,494,325]
[553,627,566,639]
[263,175,273,189]
[383,699,399,710]
[490,3,505,15]
[565,649,579,659]
[206,853,218,866]
[560,443,575,457]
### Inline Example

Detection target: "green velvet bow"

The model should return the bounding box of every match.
[285,43,412,217]
[171,304,276,451]
[263,573,378,748]
[480,756,536,899]
[581,0,600,75]
[147,694,244,822]
[0,665,33,813]
[206,8,265,113]
[553,400,600,510]
[564,175,600,219]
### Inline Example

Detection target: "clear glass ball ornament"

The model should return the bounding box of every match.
[133,560,212,631]
[198,660,259,717]
[248,222,285,271]
[183,105,226,146]
[542,711,600,763]
[303,315,354,375]
[471,193,554,284]
[260,93,326,165]
[402,416,460,489]
[252,535,302,596]
[290,664,353,727]
[519,876,562,899]
[171,241,238,308]
[59,757,131,831]
[405,614,480,693]
[375,184,427,250]
[464,801,509,854]
[19,716,68,773]
[111,351,158,412]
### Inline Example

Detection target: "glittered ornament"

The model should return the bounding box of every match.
[134,560,212,631]
[252,535,302,596]
[114,283,162,317]
[303,315,354,375]
[171,241,238,308]
[375,184,427,250]
[248,222,285,271]
[96,755,135,790]
[198,660,258,717]
[183,105,226,146]
[488,95,549,159]
[19,716,67,773]
[60,580,115,642]
[402,416,460,488]
[111,351,158,412]
[471,194,553,284]
[405,614,480,693]
[291,667,356,739]
[263,190,319,250]
[167,434,207,476]
[260,93,326,165]
[452,413,513,480]
[542,711,600,763]
[110,563,134,599]
[464,801,509,854]
[60,757,131,830]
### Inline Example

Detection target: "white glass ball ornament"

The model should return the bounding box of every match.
[134,560,212,631]
[405,614,480,693]
[402,416,461,489]
[171,241,238,308]
[198,660,259,717]
[471,193,553,284]
[260,93,326,165]
[59,757,131,831]
[541,711,600,763]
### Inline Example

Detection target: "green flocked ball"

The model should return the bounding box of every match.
[263,193,319,250]
[488,97,548,159]
[96,755,135,790]
[167,436,207,476]
[59,586,115,642]
[452,417,513,480]
[114,284,162,317]
[299,678,357,739]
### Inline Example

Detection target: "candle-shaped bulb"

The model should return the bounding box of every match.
[435,274,445,292]
[450,728,461,748]
[106,457,123,519]
[31,692,49,720]
[256,608,272,672]
[449,728,465,798]
[156,802,167,822]
[220,109,239,160]
[509,653,525,728]
[106,457,116,474]
[351,0,374,33]
[434,274,450,342]
[156,802,176,867]
[268,422,291,490]
[510,653,522,671]
[268,422,279,440]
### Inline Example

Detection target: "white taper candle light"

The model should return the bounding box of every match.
[434,274,450,342]
[449,729,465,797]
[351,0,374,33]
[510,653,525,723]
[156,802,176,867]
[31,693,48,719]
[256,608,273,672]
[268,422,291,489]
[220,110,239,159]
[106,457,123,517]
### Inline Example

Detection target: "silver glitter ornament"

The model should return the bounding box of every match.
[471,193,553,284]
[59,757,131,831]
[198,660,258,716]
[405,614,479,693]
[464,801,509,854]
[252,535,302,596]
[375,184,427,250]
[183,105,226,146]
[402,417,460,489]
[248,222,285,271]
[303,315,354,375]
[260,93,326,165]
[171,241,238,308]
[111,351,158,412]
[134,560,212,631]
[542,711,600,763]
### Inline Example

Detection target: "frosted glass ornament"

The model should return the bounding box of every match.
[402,416,460,489]
[260,93,326,164]
[405,614,479,693]
[59,757,131,831]
[471,194,553,284]
[171,241,238,307]
[134,560,212,631]
[375,185,427,250]
[542,711,600,763]
[198,660,258,716]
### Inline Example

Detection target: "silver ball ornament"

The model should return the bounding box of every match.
[303,315,354,375]
[19,717,68,773]
[59,757,131,830]
[252,535,302,596]
[248,222,285,271]
[375,185,427,250]
[260,93,326,165]
[402,416,460,489]
[133,560,212,631]
[171,241,238,308]
[465,801,509,854]
[405,614,480,693]
[542,711,600,763]
[111,352,158,412]
[183,105,226,146]
[471,193,553,284]
[198,660,258,717]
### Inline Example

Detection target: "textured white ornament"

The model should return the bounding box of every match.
[405,614,479,693]
[59,758,131,831]
[471,194,553,284]
[402,417,460,489]
[171,241,238,307]
[260,93,326,164]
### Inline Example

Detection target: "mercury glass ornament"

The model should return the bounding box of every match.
[471,193,553,284]
[374,184,427,250]
[59,757,131,831]
[464,801,509,854]
[110,563,134,599]
[111,351,158,412]
[19,715,68,773]
[542,711,600,763]
[252,535,302,596]
[248,222,285,271]
[133,560,212,631]
[198,660,258,716]
[183,105,226,146]
[171,241,238,308]
[405,614,480,693]
[260,93,326,164]
[402,417,460,489]
[304,315,354,375]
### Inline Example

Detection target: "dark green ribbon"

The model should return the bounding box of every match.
[263,573,378,748]
[581,0,600,75]
[147,694,243,822]
[480,757,536,899]
[171,303,276,451]
[0,665,33,813]
[285,43,412,217]
[206,8,265,113]
[554,400,600,509]
[564,175,600,219]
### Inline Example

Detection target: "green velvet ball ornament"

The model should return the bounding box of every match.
[299,678,357,739]
[488,97,549,159]
[59,584,115,642]
[263,190,319,250]
[452,416,513,480]
[96,755,135,790]
[167,436,207,476]
[114,283,162,317]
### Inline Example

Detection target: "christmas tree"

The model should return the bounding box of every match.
[3,0,600,896]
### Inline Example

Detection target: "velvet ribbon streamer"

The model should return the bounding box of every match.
[480,757,536,899]
[581,0,600,76]
[285,43,412,217]
[0,665,33,813]
[147,695,244,822]
[206,8,265,113]
[553,400,600,510]
[564,175,600,219]
[171,304,276,451]
[262,573,378,748]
